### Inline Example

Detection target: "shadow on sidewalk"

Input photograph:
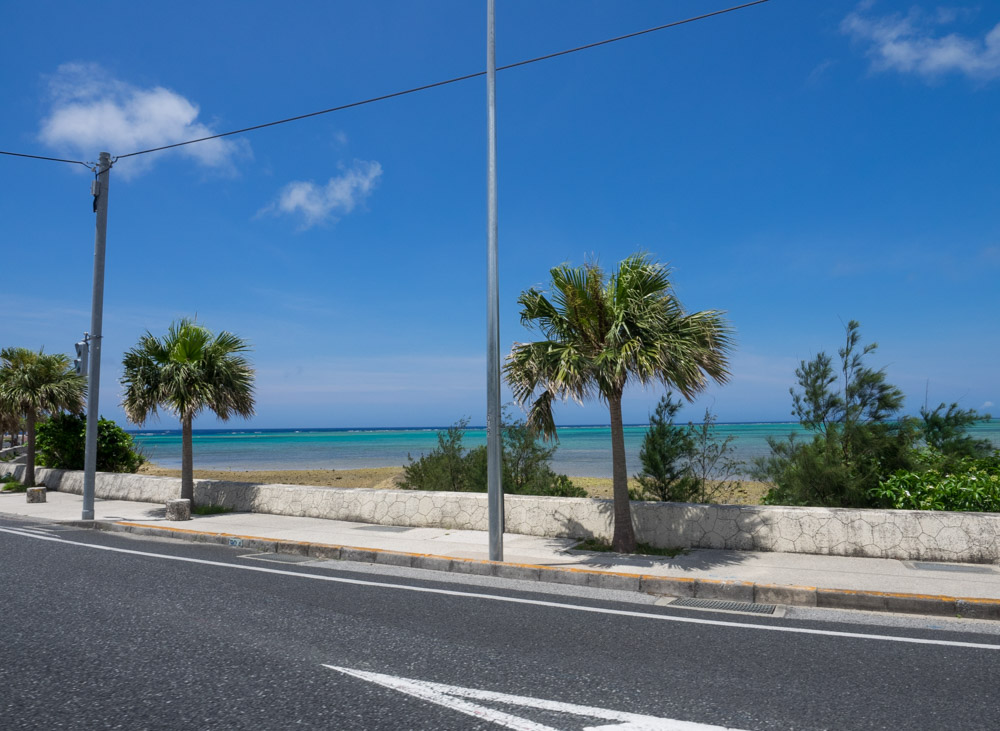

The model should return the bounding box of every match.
[556,513,753,572]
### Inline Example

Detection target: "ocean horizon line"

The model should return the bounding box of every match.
[126,420,809,435]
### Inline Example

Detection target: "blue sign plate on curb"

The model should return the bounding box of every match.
[228,538,244,548]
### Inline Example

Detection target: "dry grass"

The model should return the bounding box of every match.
[137,464,405,489]
[137,464,773,504]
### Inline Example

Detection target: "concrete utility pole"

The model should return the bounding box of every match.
[82,152,111,521]
[486,0,504,561]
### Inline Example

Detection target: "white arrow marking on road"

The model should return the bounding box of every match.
[324,665,746,730]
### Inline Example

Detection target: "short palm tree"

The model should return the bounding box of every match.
[505,254,734,552]
[121,319,255,505]
[0,348,86,486]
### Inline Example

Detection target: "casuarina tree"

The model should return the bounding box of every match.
[120,319,255,505]
[505,254,734,552]
[0,348,86,487]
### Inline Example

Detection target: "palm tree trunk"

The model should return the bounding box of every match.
[608,392,637,553]
[25,409,36,487]
[181,414,194,506]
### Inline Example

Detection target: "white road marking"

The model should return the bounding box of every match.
[324,665,745,730]
[0,524,998,651]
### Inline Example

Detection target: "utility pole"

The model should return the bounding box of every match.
[82,152,111,521]
[486,0,504,561]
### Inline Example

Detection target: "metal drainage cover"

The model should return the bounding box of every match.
[670,598,776,615]
[240,553,316,564]
[907,561,997,574]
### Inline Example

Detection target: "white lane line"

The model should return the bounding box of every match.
[324,665,746,730]
[1,525,998,651]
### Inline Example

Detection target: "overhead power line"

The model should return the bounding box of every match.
[0,150,92,168]
[116,0,769,160]
[0,0,769,166]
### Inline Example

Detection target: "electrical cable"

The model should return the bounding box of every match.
[116,0,769,160]
[0,0,768,166]
[0,150,92,168]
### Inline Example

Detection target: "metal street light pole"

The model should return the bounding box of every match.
[82,151,111,521]
[486,0,504,561]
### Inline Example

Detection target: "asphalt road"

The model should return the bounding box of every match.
[2,514,999,730]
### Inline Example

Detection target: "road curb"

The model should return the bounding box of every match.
[66,519,1000,621]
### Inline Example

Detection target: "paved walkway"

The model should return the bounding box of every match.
[4,491,1000,617]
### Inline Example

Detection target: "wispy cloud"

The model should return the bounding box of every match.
[841,3,1000,81]
[260,160,382,229]
[38,62,246,177]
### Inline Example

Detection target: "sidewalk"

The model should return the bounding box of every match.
[4,491,1000,619]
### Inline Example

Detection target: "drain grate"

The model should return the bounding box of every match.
[670,598,776,615]
[907,561,997,574]
[239,552,316,564]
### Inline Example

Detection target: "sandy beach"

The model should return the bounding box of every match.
[137,464,772,504]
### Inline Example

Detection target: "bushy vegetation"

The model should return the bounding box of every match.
[35,412,145,473]
[634,393,743,503]
[401,414,586,497]
[2,473,25,491]
[872,456,1000,513]
[754,320,997,510]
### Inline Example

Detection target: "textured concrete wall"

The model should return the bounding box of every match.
[13,465,1000,563]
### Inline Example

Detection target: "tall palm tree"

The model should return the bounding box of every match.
[0,348,86,486]
[121,319,255,505]
[505,254,734,552]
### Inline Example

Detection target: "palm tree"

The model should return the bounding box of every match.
[120,319,255,505]
[0,348,86,486]
[505,254,734,552]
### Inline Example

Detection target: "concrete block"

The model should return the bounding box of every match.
[639,576,696,598]
[754,583,817,607]
[882,594,957,617]
[694,580,754,602]
[548,569,594,587]
[450,559,495,577]
[816,589,887,613]
[276,541,310,556]
[494,564,542,582]
[339,547,379,564]
[411,555,453,573]
[588,573,641,593]
[165,499,190,521]
[308,544,342,561]
[373,551,415,568]
[26,487,46,503]
[956,600,1000,621]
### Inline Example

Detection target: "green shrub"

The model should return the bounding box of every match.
[754,321,919,508]
[402,414,586,497]
[635,393,698,502]
[2,474,25,491]
[635,396,744,504]
[35,413,145,473]
[870,455,1000,512]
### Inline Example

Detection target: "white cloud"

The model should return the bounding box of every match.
[984,401,995,409]
[841,4,1000,80]
[38,62,245,177]
[262,160,382,229]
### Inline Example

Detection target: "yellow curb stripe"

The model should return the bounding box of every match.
[110,521,999,609]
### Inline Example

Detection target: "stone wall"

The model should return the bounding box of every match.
[12,465,1000,563]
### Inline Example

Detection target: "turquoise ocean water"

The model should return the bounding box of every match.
[131,420,1000,479]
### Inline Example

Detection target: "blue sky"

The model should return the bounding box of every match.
[2,1,997,430]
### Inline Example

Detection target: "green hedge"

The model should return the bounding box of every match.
[35,413,145,473]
